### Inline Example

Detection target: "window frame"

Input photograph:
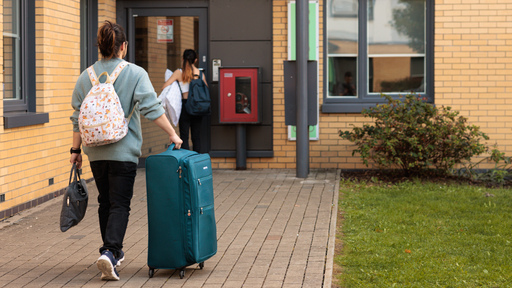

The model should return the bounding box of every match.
[322,0,434,113]
[3,0,49,128]
[80,0,98,72]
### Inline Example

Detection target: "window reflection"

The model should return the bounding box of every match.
[330,0,358,18]
[3,0,21,100]
[368,0,425,93]
[329,57,357,96]
[327,0,358,97]
[369,56,424,93]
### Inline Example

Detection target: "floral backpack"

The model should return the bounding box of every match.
[78,61,136,147]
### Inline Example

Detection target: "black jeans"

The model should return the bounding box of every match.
[90,160,137,259]
[180,99,202,153]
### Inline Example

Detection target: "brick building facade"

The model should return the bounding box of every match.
[1,0,511,219]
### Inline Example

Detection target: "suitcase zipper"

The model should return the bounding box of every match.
[177,166,182,178]
[187,210,191,216]
[198,179,202,185]
[201,207,203,214]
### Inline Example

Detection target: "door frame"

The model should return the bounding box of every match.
[117,2,211,153]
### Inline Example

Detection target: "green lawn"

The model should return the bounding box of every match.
[335,179,512,287]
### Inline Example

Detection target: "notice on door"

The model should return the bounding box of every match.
[157,19,174,43]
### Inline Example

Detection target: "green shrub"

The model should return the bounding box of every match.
[339,93,489,175]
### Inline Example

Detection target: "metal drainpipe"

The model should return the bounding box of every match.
[296,0,309,178]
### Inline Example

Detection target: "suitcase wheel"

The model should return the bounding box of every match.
[148,268,155,278]
[199,262,204,270]
[179,269,185,279]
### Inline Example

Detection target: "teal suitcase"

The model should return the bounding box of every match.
[145,144,217,278]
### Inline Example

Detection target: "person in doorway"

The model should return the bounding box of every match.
[162,49,207,153]
[69,20,182,281]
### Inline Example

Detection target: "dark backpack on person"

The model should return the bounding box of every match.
[185,70,211,116]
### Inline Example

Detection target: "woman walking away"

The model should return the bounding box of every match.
[162,49,207,152]
[69,20,182,281]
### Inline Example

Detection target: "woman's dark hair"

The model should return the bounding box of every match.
[182,49,197,83]
[97,20,126,59]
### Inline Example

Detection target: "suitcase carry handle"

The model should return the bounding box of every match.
[168,143,176,151]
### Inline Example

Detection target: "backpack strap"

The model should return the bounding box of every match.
[110,61,128,83]
[176,81,183,94]
[112,61,136,121]
[126,102,139,122]
[87,66,99,86]
[86,60,127,85]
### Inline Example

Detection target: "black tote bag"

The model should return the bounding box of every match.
[60,163,89,232]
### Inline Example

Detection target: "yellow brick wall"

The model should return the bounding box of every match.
[98,0,116,24]
[0,0,85,213]
[435,0,512,165]
[0,0,119,216]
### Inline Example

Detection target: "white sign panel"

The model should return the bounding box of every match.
[157,19,174,43]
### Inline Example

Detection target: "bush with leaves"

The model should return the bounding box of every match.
[339,93,489,175]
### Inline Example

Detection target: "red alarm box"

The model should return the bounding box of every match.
[219,67,260,124]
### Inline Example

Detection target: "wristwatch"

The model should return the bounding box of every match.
[70,147,81,154]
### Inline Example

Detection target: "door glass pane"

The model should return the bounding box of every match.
[3,0,21,100]
[135,15,199,157]
[135,16,198,93]
[368,0,425,93]
[327,0,358,97]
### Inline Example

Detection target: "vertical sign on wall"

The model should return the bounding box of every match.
[157,19,174,43]
[288,1,319,141]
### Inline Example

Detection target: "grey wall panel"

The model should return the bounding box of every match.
[210,125,237,150]
[210,41,272,83]
[209,83,220,125]
[210,125,273,151]
[246,125,273,150]
[209,42,273,152]
[210,0,271,41]
[208,0,274,154]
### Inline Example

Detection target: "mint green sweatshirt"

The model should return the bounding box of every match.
[70,58,165,164]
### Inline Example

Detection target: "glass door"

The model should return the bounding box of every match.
[126,8,209,157]
[127,8,207,91]
[132,15,200,94]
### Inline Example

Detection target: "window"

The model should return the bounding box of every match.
[3,0,22,103]
[3,0,48,128]
[323,0,434,113]
[80,0,98,71]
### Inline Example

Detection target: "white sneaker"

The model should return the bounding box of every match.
[97,250,120,281]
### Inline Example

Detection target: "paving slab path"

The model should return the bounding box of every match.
[0,169,339,288]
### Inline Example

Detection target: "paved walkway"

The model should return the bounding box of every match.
[0,169,339,287]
